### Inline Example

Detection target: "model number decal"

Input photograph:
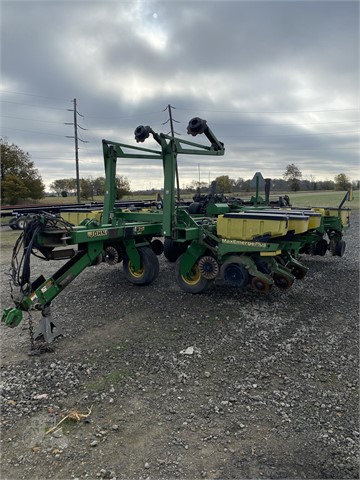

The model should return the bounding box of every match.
[222,239,267,248]
[87,229,107,238]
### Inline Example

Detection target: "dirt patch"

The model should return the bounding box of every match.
[0,215,359,479]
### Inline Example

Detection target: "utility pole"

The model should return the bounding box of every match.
[65,98,88,204]
[163,104,181,201]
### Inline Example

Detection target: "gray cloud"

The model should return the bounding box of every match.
[1,0,359,190]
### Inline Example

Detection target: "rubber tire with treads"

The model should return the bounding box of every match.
[313,239,328,256]
[175,256,212,294]
[16,216,29,230]
[123,247,159,285]
[335,240,346,257]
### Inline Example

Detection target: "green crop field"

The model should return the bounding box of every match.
[279,190,359,210]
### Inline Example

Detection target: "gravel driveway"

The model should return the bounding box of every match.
[0,212,359,480]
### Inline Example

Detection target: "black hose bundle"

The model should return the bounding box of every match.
[10,213,73,295]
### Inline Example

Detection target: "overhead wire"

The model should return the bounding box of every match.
[1,115,67,125]
[220,130,360,138]
[0,89,71,102]
[0,100,69,110]
[176,106,360,114]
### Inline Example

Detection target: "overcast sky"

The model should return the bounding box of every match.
[1,0,359,191]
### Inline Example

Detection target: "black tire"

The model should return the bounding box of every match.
[163,238,187,263]
[329,238,337,256]
[223,263,249,287]
[251,277,271,294]
[151,239,164,256]
[188,202,202,214]
[313,239,328,256]
[16,216,29,230]
[335,240,346,257]
[292,267,307,280]
[274,274,294,290]
[175,256,212,294]
[9,218,18,230]
[123,246,159,285]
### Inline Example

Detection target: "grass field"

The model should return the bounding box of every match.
[42,190,359,210]
[4,189,358,207]
[274,190,359,209]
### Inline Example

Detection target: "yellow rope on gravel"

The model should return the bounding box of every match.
[45,405,93,435]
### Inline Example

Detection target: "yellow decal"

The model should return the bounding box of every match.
[133,226,145,234]
[222,239,268,248]
[87,229,107,238]
[260,250,282,256]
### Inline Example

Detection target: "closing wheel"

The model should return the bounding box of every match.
[198,256,219,280]
[274,274,294,290]
[251,277,270,294]
[104,246,121,265]
[291,267,307,280]
[123,247,159,285]
[335,240,346,257]
[175,257,212,294]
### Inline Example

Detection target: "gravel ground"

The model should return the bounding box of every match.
[0,213,359,480]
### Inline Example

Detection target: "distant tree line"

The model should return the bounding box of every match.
[184,166,356,195]
[49,176,131,200]
[1,138,357,205]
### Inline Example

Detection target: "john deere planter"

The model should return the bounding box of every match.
[1,116,351,345]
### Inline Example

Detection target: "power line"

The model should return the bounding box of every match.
[212,120,360,127]
[84,111,161,120]
[1,126,68,137]
[220,130,360,138]
[0,89,70,102]
[225,145,359,150]
[176,106,360,114]
[0,100,68,111]
[1,115,66,125]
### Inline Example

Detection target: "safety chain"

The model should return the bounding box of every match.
[27,311,35,352]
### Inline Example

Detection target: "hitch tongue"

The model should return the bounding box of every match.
[1,308,23,328]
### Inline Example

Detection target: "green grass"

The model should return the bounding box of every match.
[0,228,21,247]
[286,190,359,210]
[3,190,358,208]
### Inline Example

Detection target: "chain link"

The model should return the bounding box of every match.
[27,311,35,351]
